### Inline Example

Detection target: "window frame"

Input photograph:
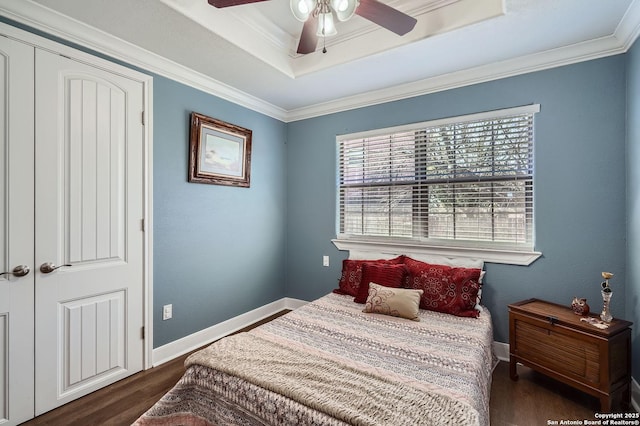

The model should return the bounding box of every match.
[334,104,542,266]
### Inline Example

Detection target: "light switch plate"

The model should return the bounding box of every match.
[163,304,172,320]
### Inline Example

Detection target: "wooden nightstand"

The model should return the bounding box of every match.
[508,298,632,412]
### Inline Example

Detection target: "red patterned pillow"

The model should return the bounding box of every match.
[354,262,407,304]
[403,257,481,317]
[334,256,404,297]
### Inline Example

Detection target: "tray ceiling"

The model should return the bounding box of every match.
[2,0,639,121]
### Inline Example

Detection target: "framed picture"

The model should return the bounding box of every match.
[188,112,252,187]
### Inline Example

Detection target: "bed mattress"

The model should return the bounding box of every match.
[135,293,496,426]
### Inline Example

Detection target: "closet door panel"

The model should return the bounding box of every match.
[0,37,35,426]
[66,78,126,264]
[34,49,145,415]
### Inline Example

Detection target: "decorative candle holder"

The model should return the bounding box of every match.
[600,272,614,323]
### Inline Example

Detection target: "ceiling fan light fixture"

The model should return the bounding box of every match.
[290,0,317,22]
[331,0,358,22]
[210,0,416,55]
[316,11,337,36]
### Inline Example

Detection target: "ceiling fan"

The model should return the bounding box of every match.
[207,0,417,54]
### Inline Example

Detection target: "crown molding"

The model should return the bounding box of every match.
[617,0,640,50]
[0,0,288,121]
[2,0,640,123]
[285,0,640,121]
[286,33,629,121]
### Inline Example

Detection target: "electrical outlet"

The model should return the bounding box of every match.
[323,255,329,267]
[163,304,172,320]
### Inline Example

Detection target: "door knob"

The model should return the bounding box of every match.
[0,265,31,277]
[40,262,72,274]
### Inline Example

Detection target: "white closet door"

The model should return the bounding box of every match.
[34,49,145,415]
[0,37,35,426]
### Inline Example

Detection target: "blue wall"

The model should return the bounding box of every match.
[627,38,640,382]
[152,77,288,346]
[286,56,629,348]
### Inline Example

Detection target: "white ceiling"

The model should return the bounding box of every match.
[2,0,639,121]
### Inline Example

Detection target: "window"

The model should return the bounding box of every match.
[337,105,540,258]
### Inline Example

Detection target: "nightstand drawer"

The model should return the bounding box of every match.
[514,318,600,384]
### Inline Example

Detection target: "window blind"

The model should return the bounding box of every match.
[337,105,539,251]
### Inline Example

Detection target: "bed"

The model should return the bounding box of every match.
[135,253,496,426]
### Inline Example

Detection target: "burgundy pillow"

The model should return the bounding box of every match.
[403,257,481,318]
[334,256,404,297]
[354,262,407,304]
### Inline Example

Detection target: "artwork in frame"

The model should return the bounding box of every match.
[188,112,252,187]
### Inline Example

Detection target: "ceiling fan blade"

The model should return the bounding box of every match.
[207,0,270,8]
[297,18,319,54]
[355,0,417,36]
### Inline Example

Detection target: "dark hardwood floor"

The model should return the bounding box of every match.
[490,362,636,426]
[21,311,636,425]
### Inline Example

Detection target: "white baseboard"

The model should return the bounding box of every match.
[632,377,639,412]
[152,297,307,366]
[493,341,509,362]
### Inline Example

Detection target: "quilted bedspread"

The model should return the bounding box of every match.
[134,293,496,426]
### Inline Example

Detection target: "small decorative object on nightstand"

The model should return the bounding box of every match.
[600,271,614,323]
[509,298,632,413]
[571,297,590,315]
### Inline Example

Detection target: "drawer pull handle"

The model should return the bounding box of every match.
[547,316,558,325]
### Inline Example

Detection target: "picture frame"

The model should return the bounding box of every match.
[188,112,252,187]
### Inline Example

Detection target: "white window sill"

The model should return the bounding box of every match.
[331,239,542,266]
